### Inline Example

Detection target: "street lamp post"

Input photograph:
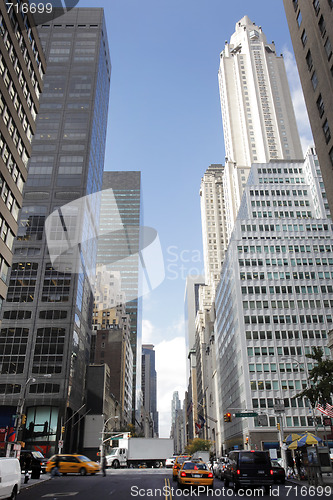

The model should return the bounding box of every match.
[100,416,119,464]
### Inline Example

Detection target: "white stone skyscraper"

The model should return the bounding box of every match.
[218,15,304,238]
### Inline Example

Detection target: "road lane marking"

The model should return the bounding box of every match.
[42,494,79,497]
[164,478,172,500]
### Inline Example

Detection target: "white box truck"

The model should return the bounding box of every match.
[106,437,174,468]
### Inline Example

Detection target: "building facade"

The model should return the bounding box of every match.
[218,15,304,239]
[283,0,333,216]
[215,150,333,452]
[0,8,111,455]
[97,171,142,426]
[141,344,158,437]
[0,2,46,309]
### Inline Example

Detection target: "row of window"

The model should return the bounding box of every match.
[239,256,333,267]
[242,283,332,294]
[250,379,307,391]
[245,329,327,340]
[0,213,14,252]
[243,298,333,310]
[237,243,333,254]
[258,177,305,184]
[251,199,310,207]
[252,211,312,219]
[244,313,331,325]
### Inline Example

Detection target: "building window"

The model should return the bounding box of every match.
[313,0,320,14]
[301,30,307,46]
[328,0,333,9]
[318,15,326,36]
[297,10,302,27]
[292,0,298,11]
[316,94,325,117]
[306,50,313,71]
[324,38,332,60]
[329,146,333,166]
[323,120,331,143]
[311,71,318,90]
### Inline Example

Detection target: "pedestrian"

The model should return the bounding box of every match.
[102,456,107,477]
[51,455,61,477]
[24,455,31,484]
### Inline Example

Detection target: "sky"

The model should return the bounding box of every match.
[75,0,313,437]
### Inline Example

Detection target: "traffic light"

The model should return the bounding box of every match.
[277,423,280,431]
[224,413,232,422]
[21,415,26,425]
[61,426,65,434]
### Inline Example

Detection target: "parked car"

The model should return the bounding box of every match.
[177,460,213,489]
[216,457,229,480]
[19,450,47,474]
[0,457,21,500]
[165,457,175,468]
[271,461,285,484]
[172,455,191,480]
[46,454,100,475]
[224,451,273,493]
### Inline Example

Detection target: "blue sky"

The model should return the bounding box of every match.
[76,0,313,437]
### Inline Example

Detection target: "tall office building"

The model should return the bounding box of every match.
[283,0,333,216]
[218,16,304,238]
[0,9,111,455]
[200,164,227,288]
[215,149,333,452]
[97,171,142,425]
[171,391,181,426]
[0,2,46,309]
[141,344,158,437]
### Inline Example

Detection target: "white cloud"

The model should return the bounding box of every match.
[155,336,187,438]
[142,319,154,343]
[283,47,313,155]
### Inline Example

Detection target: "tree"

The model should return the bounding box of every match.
[294,347,333,407]
[185,438,212,455]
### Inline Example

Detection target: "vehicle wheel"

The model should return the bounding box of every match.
[224,478,229,487]
[79,468,87,476]
[234,481,239,492]
[280,479,285,484]
[112,460,120,469]
[172,474,177,481]
[264,485,271,495]
[62,473,67,476]
[9,486,17,500]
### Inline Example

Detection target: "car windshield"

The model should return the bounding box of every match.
[77,456,91,462]
[239,452,269,465]
[183,462,208,470]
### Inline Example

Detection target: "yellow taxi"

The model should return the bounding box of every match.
[172,455,191,480]
[46,454,100,475]
[177,460,214,488]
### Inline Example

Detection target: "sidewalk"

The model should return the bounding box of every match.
[286,473,333,487]
[21,473,51,490]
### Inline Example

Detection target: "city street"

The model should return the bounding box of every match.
[20,469,333,499]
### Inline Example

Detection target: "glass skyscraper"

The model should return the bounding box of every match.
[97,171,142,426]
[0,8,111,455]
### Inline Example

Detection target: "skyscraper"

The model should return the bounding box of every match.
[141,344,158,437]
[283,0,333,216]
[215,149,333,453]
[218,15,304,238]
[97,171,142,426]
[0,2,46,308]
[0,8,111,455]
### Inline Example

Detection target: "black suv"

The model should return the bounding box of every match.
[224,451,273,493]
[19,450,48,474]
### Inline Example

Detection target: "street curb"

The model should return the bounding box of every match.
[21,475,51,490]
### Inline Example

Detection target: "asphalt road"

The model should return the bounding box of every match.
[19,469,333,499]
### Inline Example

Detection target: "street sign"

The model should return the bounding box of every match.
[58,440,63,448]
[235,412,258,417]
[274,403,285,413]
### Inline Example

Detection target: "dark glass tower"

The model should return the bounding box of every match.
[97,171,142,426]
[0,8,111,455]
